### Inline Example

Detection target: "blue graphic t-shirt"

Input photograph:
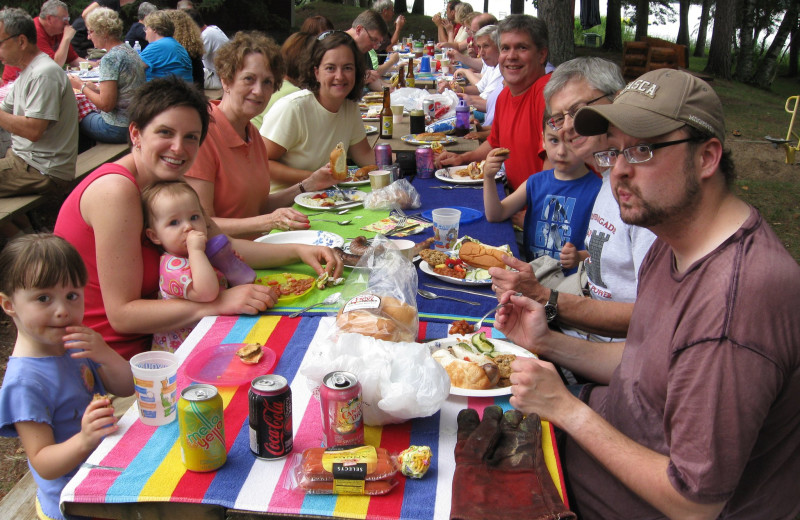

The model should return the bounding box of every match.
[522,169,602,274]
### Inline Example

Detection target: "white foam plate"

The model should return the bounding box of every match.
[255,230,344,248]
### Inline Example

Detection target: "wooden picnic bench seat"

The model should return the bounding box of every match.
[622,37,688,80]
[0,142,129,231]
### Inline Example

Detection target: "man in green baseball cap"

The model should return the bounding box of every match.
[492,68,800,518]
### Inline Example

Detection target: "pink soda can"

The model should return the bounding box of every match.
[374,143,393,168]
[415,146,435,178]
[320,371,364,447]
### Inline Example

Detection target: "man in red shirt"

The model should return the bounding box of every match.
[2,0,83,84]
[437,14,550,192]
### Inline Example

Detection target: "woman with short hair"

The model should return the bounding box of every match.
[139,10,192,82]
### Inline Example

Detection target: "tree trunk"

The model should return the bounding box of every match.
[789,12,799,77]
[510,0,524,15]
[484,0,489,13]
[635,0,649,41]
[704,0,736,79]
[395,0,408,14]
[676,0,690,47]
[752,1,798,88]
[693,0,712,57]
[604,0,624,52]
[734,0,757,82]
[538,0,575,66]
[410,0,424,15]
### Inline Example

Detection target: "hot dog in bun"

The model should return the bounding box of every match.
[330,142,347,180]
[458,241,509,270]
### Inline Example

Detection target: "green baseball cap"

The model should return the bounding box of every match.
[574,68,725,144]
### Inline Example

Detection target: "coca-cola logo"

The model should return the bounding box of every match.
[262,400,291,456]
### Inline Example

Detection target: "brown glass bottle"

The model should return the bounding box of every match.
[379,87,392,139]
[406,57,415,88]
[398,65,406,88]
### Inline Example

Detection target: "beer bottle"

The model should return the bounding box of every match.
[406,57,415,88]
[398,65,406,88]
[380,86,392,139]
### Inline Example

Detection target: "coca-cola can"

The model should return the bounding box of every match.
[415,146,435,178]
[320,371,364,447]
[374,143,393,168]
[249,375,293,459]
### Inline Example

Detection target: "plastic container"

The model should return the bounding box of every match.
[454,98,470,137]
[432,208,462,250]
[409,109,426,134]
[130,351,179,426]
[133,41,141,53]
[419,56,431,73]
[205,234,256,286]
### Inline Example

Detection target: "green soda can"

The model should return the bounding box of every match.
[178,384,226,472]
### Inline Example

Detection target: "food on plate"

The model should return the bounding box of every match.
[315,271,344,289]
[350,164,377,181]
[414,132,447,142]
[302,190,363,208]
[449,319,474,335]
[348,236,371,255]
[397,445,432,479]
[419,249,449,268]
[336,293,417,342]
[236,343,264,365]
[431,335,517,390]
[92,393,111,407]
[458,240,509,269]
[452,161,485,179]
[260,273,314,296]
[330,142,347,180]
[434,264,466,279]
[410,237,435,258]
[333,246,362,267]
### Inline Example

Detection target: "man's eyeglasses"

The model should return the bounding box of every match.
[547,93,611,131]
[0,33,19,45]
[366,30,383,46]
[593,137,699,168]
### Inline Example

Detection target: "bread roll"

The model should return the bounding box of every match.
[330,142,347,180]
[236,343,263,364]
[353,164,378,180]
[336,293,417,342]
[431,349,493,390]
[458,241,508,270]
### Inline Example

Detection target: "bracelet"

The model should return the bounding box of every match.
[80,83,87,94]
[298,181,306,193]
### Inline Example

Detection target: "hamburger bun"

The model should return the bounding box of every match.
[330,142,347,180]
[336,294,417,342]
[236,343,264,365]
[491,147,510,157]
[353,164,378,180]
[458,241,508,270]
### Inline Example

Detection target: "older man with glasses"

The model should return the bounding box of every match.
[344,10,388,92]
[2,0,85,84]
[493,67,800,520]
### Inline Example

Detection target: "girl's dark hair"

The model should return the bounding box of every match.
[299,31,364,102]
[127,76,210,145]
[0,234,88,295]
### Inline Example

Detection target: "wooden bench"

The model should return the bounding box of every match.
[0,472,37,520]
[622,37,688,80]
[0,142,129,232]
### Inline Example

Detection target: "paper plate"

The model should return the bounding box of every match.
[255,230,344,248]
[183,343,277,387]
[254,272,315,303]
[421,206,483,224]
[294,189,365,210]
[363,124,378,135]
[400,134,457,146]
[419,259,491,286]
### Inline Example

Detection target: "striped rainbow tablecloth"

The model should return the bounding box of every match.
[61,315,567,519]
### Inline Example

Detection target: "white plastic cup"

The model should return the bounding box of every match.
[440,59,451,75]
[130,351,179,426]
[432,208,461,250]
[392,104,404,125]
[79,61,90,71]
[369,170,391,190]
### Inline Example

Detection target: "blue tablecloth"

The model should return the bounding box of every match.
[406,175,518,323]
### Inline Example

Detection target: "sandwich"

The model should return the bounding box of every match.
[458,241,510,270]
[236,343,264,365]
[330,142,348,180]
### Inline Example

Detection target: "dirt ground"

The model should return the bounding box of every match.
[0,132,798,503]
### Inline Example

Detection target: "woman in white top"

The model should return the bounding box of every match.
[261,31,374,191]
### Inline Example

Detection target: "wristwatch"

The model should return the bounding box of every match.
[298,181,306,193]
[544,289,558,323]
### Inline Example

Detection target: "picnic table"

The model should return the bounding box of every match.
[61,167,567,520]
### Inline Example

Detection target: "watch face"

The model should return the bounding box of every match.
[545,304,557,322]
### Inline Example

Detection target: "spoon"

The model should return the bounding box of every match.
[311,218,353,225]
[430,185,482,190]
[288,292,342,318]
[417,289,480,306]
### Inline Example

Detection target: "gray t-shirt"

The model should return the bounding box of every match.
[2,53,78,180]
[566,207,800,518]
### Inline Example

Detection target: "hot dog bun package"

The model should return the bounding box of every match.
[288,446,400,495]
[301,236,450,425]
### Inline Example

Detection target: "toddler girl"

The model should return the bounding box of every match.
[142,180,228,352]
[0,234,134,520]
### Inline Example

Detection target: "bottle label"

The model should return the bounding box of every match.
[407,77,415,88]
[381,116,393,137]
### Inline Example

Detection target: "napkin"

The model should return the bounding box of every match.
[362,217,431,237]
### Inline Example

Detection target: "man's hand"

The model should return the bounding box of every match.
[489,255,550,304]
[432,13,442,26]
[435,151,465,168]
[62,24,76,42]
[493,291,552,354]
[395,15,406,31]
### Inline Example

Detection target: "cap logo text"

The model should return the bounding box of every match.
[623,79,658,98]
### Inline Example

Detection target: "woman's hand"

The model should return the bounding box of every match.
[215,283,279,315]
[305,163,338,191]
[296,244,343,279]
[265,207,310,232]
[68,75,83,90]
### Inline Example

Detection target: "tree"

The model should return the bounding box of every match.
[635,0,649,40]
[694,0,713,57]
[395,0,408,14]
[538,0,575,66]
[735,0,760,83]
[676,0,690,47]
[752,1,798,88]
[705,0,736,78]
[511,0,524,15]
[604,0,624,52]
[789,13,799,77]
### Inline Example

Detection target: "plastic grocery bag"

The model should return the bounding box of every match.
[363,178,421,210]
[301,331,451,425]
[390,88,459,120]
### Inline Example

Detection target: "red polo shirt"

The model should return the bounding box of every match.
[2,17,80,83]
